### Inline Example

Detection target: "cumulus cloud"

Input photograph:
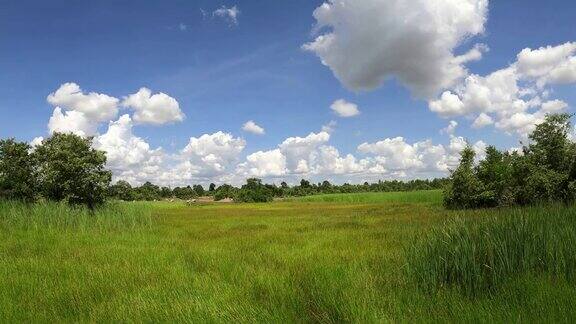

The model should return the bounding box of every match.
[303,0,488,98]
[122,88,185,125]
[472,113,494,129]
[93,115,165,184]
[48,107,98,137]
[279,131,331,172]
[213,5,240,25]
[330,99,360,117]
[47,82,119,123]
[242,120,265,135]
[178,132,246,178]
[516,42,576,86]
[46,83,120,136]
[428,42,576,137]
[238,149,287,178]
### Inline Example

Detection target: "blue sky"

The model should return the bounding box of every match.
[1,0,576,186]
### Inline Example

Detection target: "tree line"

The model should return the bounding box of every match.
[5,113,574,209]
[0,132,448,206]
[445,113,576,209]
[108,177,449,203]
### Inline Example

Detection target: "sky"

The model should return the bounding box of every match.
[1,0,576,186]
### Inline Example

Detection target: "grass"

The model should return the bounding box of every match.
[292,189,443,204]
[406,204,576,296]
[1,192,575,322]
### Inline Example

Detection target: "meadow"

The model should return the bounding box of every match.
[1,191,575,322]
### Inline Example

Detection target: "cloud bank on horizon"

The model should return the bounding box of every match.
[30,0,576,186]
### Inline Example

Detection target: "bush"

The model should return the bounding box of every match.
[0,139,37,202]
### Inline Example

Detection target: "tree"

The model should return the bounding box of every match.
[444,146,484,209]
[160,186,172,198]
[0,138,37,201]
[209,183,216,192]
[34,133,111,208]
[527,113,573,173]
[235,178,273,202]
[173,186,197,200]
[193,184,205,196]
[135,182,162,201]
[109,180,135,201]
[214,184,235,201]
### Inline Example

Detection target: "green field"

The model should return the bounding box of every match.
[1,192,576,322]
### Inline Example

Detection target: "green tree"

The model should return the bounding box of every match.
[109,180,135,201]
[209,183,216,192]
[136,182,162,201]
[235,178,273,202]
[193,184,205,196]
[34,133,111,208]
[0,138,37,201]
[527,113,573,173]
[444,146,484,209]
[160,186,172,198]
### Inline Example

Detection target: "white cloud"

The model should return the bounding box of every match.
[238,149,287,178]
[303,0,488,98]
[279,131,331,172]
[358,137,446,172]
[242,120,265,135]
[47,82,119,123]
[213,5,240,25]
[428,42,576,137]
[441,120,458,135]
[516,42,576,86]
[330,99,360,117]
[93,115,165,185]
[321,120,337,133]
[122,88,185,125]
[472,113,494,129]
[179,132,246,178]
[48,107,98,137]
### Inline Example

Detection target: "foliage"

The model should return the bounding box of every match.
[407,204,576,296]
[0,138,37,202]
[213,184,236,201]
[234,178,274,202]
[34,133,111,208]
[108,180,135,201]
[445,113,576,209]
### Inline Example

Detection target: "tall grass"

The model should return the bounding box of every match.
[294,190,443,204]
[0,200,153,231]
[406,204,576,296]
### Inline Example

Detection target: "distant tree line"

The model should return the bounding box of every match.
[1,133,448,207]
[445,113,576,209]
[108,177,449,203]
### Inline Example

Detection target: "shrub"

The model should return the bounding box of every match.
[0,139,37,202]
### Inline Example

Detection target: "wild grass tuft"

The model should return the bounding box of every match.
[0,200,153,231]
[406,204,576,296]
